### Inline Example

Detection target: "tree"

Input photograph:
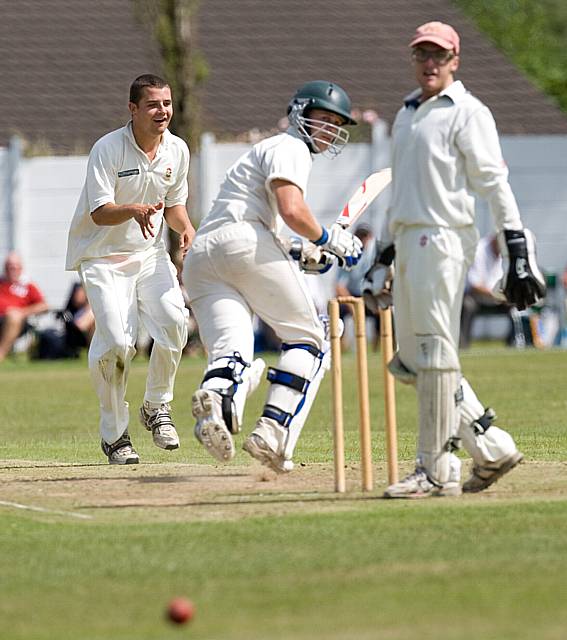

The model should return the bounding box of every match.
[454,0,567,113]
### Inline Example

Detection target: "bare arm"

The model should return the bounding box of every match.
[4,301,49,321]
[271,180,324,242]
[164,204,196,257]
[91,201,164,240]
[21,301,49,319]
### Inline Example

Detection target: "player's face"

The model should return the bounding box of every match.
[306,109,347,152]
[129,86,173,138]
[412,43,459,100]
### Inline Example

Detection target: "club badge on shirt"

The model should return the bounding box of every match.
[165,167,173,180]
[117,169,140,178]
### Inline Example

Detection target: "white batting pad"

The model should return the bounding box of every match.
[387,352,417,385]
[200,353,265,431]
[458,377,518,465]
[416,334,460,371]
[262,344,330,460]
[417,370,460,484]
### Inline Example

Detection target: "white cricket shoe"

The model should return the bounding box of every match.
[192,389,235,462]
[462,451,524,493]
[139,402,180,450]
[243,433,294,474]
[384,468,461,499]
[101,431,140,465]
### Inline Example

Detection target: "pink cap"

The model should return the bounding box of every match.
[409,21,460,55]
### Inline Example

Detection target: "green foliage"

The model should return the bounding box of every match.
[455,0,567,112]
[134,0,209,147]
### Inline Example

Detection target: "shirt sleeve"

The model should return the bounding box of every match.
[456,106,523,231]
[165,140,190,208]
[263,138,312,195]
[86,138,119,213]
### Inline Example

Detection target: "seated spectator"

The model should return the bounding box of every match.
[34,282,94,360]
[460,234,515,349]
[0,252,48,361]
[62,282,95,355]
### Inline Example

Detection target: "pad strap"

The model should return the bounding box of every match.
[472,408,496,435]
[281,342,323,359]
[202,351,249,385]
[262,404,292,428]
[201,352,250,435]
[267,367,309,393]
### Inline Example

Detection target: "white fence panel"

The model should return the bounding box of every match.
[1,132,566,321]
[0,148,10,259]
[19,156,87,308]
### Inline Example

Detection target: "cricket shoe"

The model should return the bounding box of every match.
[383,468,461,499]
[101,431,140,465]
[192,389,235,462]
[243,433,294,474]
[462,451,524,493]
[139,402,180,450]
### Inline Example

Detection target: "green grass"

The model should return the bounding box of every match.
[1,345,567,639]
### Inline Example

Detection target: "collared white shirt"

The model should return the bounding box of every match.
[387,80,522,237]
[66,122,190,270]
[196,127,312,236]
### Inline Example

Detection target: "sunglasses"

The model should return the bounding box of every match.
[412,48,455,64]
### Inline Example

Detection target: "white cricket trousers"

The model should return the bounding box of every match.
[80,245,189,445]
[185,221,324,365]
[393,225,478,369]
[393,225,517,469]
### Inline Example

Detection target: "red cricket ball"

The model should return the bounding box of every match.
[167,597,195,624]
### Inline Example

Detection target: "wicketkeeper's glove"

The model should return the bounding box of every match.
[314,224,363,270]
[494,228,546,310]
[287,237,334,275]
[362,242,395,313]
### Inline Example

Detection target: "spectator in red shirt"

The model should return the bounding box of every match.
[0,252,48,361]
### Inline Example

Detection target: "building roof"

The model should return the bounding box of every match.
[196,0,567,136]
[0,0,163,153]
[1,0,566,154]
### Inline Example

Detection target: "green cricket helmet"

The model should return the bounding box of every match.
[287,80,357,157]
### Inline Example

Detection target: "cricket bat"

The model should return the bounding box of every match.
[284,168,391,269]
[335,167,391,229]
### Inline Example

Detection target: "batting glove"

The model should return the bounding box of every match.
[495,228,546,310]
[314,224,363,270]
[362,242,395,313]
[288,237,334,275]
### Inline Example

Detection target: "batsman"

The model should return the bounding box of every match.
[363,22,546,498]
[185,81,362,472]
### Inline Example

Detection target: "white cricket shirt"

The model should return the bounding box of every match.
[196,128,312,236]
[66,122,190,270]
[388,80,522,237]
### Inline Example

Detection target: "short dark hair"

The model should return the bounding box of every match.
[129,74,170,104]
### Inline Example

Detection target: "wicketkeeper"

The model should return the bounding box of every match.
[185,80,362,472]
[363,22,546,498]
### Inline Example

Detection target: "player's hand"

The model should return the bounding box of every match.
[314,224,363,271]
[288,238,334,275]
[132,201,163,239]
[494,228,546,310]
[362,242,395,312]
[178,226,195,258]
